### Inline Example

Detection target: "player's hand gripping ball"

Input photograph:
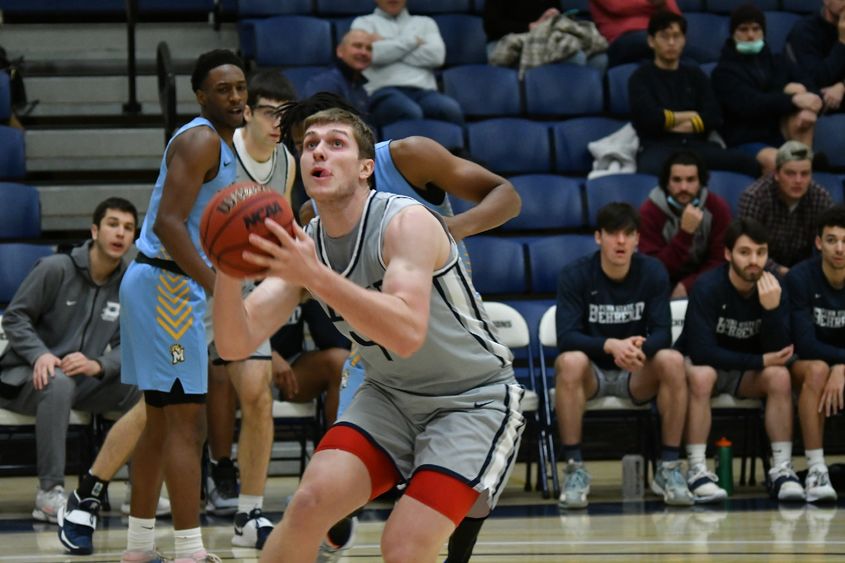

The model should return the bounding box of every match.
[200,182,295,278]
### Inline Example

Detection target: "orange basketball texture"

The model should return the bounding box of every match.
[200,182,295,278]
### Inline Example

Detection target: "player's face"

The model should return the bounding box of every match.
[774,159,812,205]
[648,23,685,66]
[198,64,247,130]
[667,163,701,205]
[817,226,845,271]
[337,30,373,71]
[726,235,767,283]
[92,209,136,261]
[596,228,639,269]
[376,0,406,17]
[245,96,285,148]
[733,22,763,43]
[300,122,373,200]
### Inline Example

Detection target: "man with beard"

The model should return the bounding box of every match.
[676,218,803,502]
[784,205,845,503]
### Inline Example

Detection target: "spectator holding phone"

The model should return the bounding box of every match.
[639,150,733,297]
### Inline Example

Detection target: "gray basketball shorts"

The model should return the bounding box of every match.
[589,363,642,404]
[338,378,526,511]
[713,369,747,397]
[204,282,271,364]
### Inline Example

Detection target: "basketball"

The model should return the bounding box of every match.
[200,182,295,278]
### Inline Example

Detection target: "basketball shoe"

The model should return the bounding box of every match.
[317,516,358,562]
[232,508,274,549]
[558,460,591,509]
[205,457,239,515]
[173,550,223,562]
[768,461,805,502]
[651,460,694,506]
[804,464,837,503]
[57,490,99,555]
[686,464,728,503]
[33,484,66,523]
[120,549,169,562]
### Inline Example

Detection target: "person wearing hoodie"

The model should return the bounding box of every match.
[0,197,141,525]
[712,4,823,174]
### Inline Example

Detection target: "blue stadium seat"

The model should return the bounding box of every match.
[468,119,552,175]
[684,13,729,63]
[813,172,844,204]
[432,14,488,66]
[0,244,53,306]
[527,235,596,294]
[814,115,845,169]
[606,62,638,116]
[314,0,372,16]
[584,173,657,227]
[408,0,471,14]
[502,175,585,232]
[251,16,333,67]
[0,126,25,180]
[763,12,801,55]
[0,183,41,240]
[442,65,520,118]
[380,119,465,152]
[331,16,355,46]
[552,117,626,175]
[707,0,778,12]
[0,1,122,15]
[137,0,213,12]
[676,0,704,11]
[464,236,527,295]
[284,66,331,98]
[0,73,11,122]
[707,170,753,216]
[237,0,312,17]
[783,0,822,12]
[524,63,604,117]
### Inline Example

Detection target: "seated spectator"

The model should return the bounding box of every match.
[738,141,835,275]
[678,218,803,503]
[590,0,682,68]
[351,0,464,127]
[639,150,731,298]
[629,11,761,178]
[712,4,823,174]
[784,205,845,503]
[269,300,350,427]
[0,197,142,524]
[786,0,845,113]
[304,30,373,118]
[555,202,693,509]
[485,0,607,71]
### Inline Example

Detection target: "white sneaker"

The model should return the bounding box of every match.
[317,516,358,563]
[768,461,805,502]
[686,464,728,503]
[651,460,694,507]
[805,464,837,503]
[232,508,274,549]
[558,460,591,509]
[33,485,66,523]
[121,483,171,516]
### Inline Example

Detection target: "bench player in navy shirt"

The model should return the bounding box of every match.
[679,217,804,502]
[555,202,693,508]
[785,205,845,503]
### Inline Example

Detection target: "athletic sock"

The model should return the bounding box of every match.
[806,448,825,469]
[686,444,707,470]
[174,527,203,559]
[561,444,583,463]
[445,516,486,563]
[126,516,156,552]
[771,441,793,467]
[238,494,263,515]
[660,445,680,463]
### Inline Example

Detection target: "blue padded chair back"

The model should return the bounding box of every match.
[331,17,355,46]
[285,66,331,98]
[606,63,637,116]
[442,65,520,118]
[684,13,729,63]
[783,0,822,12]
[585,173,657,227]
[0,73,10,122]
[676,0,703,10]
[0,183,41,239]
[468,119,552,175]
[527,234,596,294]
[464,236,527,295]
[138,0,213,11]
[552,117,626,175]
[253,16,333,67]
[707,0,778,11]
[503,175,585,231]
[408,0,471,13]
[763,12,801,55]
[707,170,754,216]
[314,0,372,15]
[0,244,53,305]
[0,126,25,180]
[524,64,604,117]
[432,14,488,66]
[380,119,465,152]
[814,115,845,169]
[813,172,844,204]
[238,0,312,17]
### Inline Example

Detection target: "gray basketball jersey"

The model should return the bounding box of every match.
[307,191,514,395]
[234,137,294,196]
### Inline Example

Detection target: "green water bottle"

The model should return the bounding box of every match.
[714,437,733,496]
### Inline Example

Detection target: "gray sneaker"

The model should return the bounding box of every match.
[317,516,358,563]
[651,461,694,506]
[33,485,66,523]
[558,460,591,509]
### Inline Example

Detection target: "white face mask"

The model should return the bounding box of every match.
[736,39,765,55]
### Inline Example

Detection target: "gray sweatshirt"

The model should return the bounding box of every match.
[0,241,126,387]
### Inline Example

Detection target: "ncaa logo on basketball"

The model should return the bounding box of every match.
[170,344,185,365]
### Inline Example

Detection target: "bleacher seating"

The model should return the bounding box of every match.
[237,0,312,17]
[314,0,372,16]
[524,64,604,118]
[707,0,779,12]
[467,118,552,175]
[408,0,472,14]
[783,0,822,12]
[0,183,41,240]
[432,14,488,67]
[381,118,465,152]
[502,175,585,232]
[707,170,754,216]
[0,126,25,180]
[763,11,801,55]
[250,16,334,67]
[0,73,11,123]
[442,65,521,118]
[585,173,656,226]
[0,243,53,306]
[552,117,626,175]
[283,66,331,99]
[814,115,845,170]
[527,234,596,294]
[606,63,637,117]
[684,13,729,63]
[814,172,845,204]
[465,236,528,296]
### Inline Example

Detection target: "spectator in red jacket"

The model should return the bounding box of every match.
[639,150,732,297]
[590,0,682,68]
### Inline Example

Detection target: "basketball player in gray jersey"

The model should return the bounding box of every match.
[203,70,296,549]
[213,108,524,562]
